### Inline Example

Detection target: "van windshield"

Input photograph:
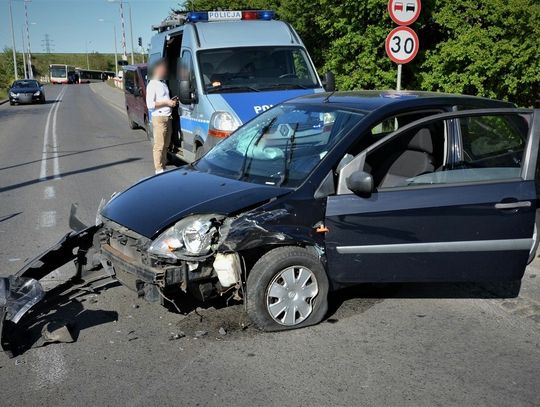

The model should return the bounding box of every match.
[195,104,364,187]
[198,47,320,93]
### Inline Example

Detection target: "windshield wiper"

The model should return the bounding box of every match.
[277,123,299,186]
[207,85,260,94]
[258,83,309,90]
[237,117,277,181]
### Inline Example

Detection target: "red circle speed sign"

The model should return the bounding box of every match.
[388,0,421,26]
[385,26,419,64]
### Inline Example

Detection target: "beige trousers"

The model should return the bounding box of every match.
[152,115,172,171]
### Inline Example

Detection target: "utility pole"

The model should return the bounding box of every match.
[128,2,135,64]
[24,0,34,79]
[21,28,27,79]
[99,19,118,73]
[42,33,54,54]
[86,40,92,69]
[9,0,18,80]
[119,1,128,61]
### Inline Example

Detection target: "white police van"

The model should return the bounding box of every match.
[148,10,332,162]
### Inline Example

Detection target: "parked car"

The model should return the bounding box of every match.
[122,64,149,139]
[1,91,539,346]
[8,80,45,105]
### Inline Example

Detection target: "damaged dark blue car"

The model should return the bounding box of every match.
[2,91,539,352]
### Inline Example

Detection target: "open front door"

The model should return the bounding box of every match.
[325,109,540,285]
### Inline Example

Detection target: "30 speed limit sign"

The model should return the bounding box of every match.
[385,26,419,64]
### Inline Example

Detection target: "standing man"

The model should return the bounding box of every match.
[146,59,177,174]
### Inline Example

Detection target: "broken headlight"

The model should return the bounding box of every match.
[148,214,221,259]
[0,277,44,323]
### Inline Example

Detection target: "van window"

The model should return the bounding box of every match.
[124,70,135,93]
[180,50,196,92]
[198,47,319,93]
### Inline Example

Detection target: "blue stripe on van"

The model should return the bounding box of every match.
[221,89,317,123]
[180,116,210,135]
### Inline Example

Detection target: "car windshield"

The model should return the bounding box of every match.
[198,47,319,93]
[195,104,365,187]
[50,67,67,77]
[12,80,38,88]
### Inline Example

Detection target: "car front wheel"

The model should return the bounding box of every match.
[247,246,329,331]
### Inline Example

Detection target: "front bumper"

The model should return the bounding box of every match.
[10,93,43,103]
[0,226,98,356]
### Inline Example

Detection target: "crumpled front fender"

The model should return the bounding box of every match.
[0,225,98,356]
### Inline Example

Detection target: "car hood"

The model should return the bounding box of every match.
[10,86,39,93]
[101,167,290,238]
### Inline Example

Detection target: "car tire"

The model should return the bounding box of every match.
[246,246,329,331]
[527,222,539,264]
[40,97,46,104]
[9,101,14,106]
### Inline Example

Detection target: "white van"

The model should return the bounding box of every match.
[148,10,333,162]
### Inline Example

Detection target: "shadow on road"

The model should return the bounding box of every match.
[0,140,146,172]
[0,157,143,194]
[0,212,22,224]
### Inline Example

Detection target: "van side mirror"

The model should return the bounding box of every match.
[346,170,373,197]
[323,71,336,92]
[179,79,196,105]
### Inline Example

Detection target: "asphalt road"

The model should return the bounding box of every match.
[0,83,539,407]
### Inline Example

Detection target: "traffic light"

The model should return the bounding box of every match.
[138,37,142,47]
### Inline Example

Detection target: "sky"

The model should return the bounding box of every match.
[1,0,182,54]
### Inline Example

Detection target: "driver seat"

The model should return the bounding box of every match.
[378,128,435,188]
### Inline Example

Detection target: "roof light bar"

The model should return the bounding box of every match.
[185,10,275,23]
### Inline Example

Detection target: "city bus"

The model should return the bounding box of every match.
[76,69,115,83]
[49,64,75,84]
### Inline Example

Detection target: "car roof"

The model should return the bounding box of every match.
[287,90,514,112]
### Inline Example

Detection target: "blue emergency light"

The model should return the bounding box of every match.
[185,10,275,23]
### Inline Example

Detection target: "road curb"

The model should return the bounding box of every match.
[0,99,9,105]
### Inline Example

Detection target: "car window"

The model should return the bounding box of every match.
[124,71,135,93]
[361,113,529,191]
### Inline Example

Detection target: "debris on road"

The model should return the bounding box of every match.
[39,320,75,345]
[218,327,226,336]
[194,330,208,337]
[169,332,185,341]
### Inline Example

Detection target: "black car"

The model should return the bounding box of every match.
[9,80,45,105]
[1,91,539,343]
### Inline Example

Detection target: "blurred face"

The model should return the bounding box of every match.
[153,63,167,80]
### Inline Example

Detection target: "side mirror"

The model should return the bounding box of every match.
[179,79,195,105]
[323,71,336,92]
[346,170,373,197]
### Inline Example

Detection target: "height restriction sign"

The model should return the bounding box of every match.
[385,26,419,64]
[388,0,421,26]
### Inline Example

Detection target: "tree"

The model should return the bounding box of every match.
[173,0,540,106]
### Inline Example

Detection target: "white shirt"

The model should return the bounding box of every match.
[146,79,172,116]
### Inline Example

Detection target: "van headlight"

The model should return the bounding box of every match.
[148,214,222,258]
[208,112,239,138]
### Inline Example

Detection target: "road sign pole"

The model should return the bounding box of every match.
[396,64,402,91]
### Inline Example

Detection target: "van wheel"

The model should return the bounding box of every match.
[128,117,138,130]
[195,145,204,160]
[246,246,329,331]
[145,119,153,142]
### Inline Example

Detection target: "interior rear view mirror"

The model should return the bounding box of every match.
[346,170,373,197]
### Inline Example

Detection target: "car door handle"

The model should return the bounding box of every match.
[495,201,531,210]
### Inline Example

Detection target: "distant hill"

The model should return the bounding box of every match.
[0,50,146,98]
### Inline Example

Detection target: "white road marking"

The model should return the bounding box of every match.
[39,86,66,181]
[39,211,56,228]
[44,186,55,199]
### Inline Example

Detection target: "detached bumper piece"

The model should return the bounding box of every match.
[0,226,100,357]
